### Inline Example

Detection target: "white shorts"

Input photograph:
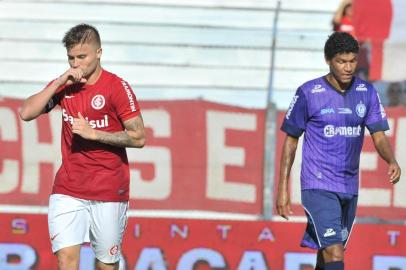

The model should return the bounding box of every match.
[48,194,128,264]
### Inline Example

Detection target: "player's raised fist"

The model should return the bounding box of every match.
[57,68,87,86]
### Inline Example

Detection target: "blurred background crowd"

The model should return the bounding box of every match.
[333,0,406,107]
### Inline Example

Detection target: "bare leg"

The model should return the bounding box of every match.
[56,245,81,270]
[316,249,325,269]
[322,244,344,262]
[95,259,119,270]
[322,244,344,270]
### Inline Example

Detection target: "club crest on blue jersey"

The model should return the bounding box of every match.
[356,84,368,91]
[356,101,366,118]
[91,94,106,110]
[341,228,349,241]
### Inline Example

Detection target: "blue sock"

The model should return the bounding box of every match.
[325,261,344,270]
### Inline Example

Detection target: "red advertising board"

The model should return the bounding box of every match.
[0,214,405,269]
[0,98,265,215]
[0,98,406,219]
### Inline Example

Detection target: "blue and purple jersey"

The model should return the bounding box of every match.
[281,76,389,194]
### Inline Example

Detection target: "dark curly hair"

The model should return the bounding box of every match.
[62,24,101,50]
[324,32,359,60]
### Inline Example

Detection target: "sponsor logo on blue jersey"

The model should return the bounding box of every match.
[376,93,387,118]
[324,125,362,138]
[356,84,368,91]
[321,108,335,115]
[338,107,352,114]
[286,95,299,120]
[356,101,366,118]
[311,84,326,93]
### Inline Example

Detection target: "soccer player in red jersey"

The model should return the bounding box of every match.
[19,24,145,270]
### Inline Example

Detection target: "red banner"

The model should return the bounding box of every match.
[1,98,406,219]
[0,98,265,215]
[0,214,405,269]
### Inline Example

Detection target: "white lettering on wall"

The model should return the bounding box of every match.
[394,117,406,208]
[206,111,257,203]
[0,108,18,193]
[128,109,172,200]
[21,110,61,193]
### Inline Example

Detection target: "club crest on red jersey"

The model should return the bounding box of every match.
[91,94,105,110]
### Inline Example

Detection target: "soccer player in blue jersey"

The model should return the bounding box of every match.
[276,32,401,270]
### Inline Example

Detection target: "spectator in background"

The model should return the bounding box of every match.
[332,0,371,81]
[386,82,405,107]
[332,0,354,37]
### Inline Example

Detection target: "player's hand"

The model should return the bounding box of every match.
[56,68,87,86]
[72,112,96,140]
[388,162,401,184]
[276,188,293,220]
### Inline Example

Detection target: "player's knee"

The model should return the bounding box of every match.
[323,244,344,262]
[56,246,80,270]
[95,259,119,270]
[58,255,79,269]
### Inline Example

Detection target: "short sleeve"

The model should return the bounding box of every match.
[365,87,389,134]
[281,87,308,138]
[111,79,141,122]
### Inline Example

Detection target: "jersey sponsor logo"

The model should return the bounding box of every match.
[356,101,366,118]
[286,95,299,120]
[121,80,137,112]
[62,109,110,129]
[380,104,387,118]
[323,228,336,237]
[376,93,387,118]
[311,84,326,93]
[324,124,362,138]
[109,245,119,256]
[91,94,105,110]
[320,108,335,115]
[338,107,352,114]
[356,84,368,91]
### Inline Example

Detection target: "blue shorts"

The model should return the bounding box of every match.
[301,189,358,250]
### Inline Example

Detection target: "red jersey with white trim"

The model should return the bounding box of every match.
[45,69,141,201]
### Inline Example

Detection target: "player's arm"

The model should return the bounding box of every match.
[276,134,299,220]
[72,113,146,148]
[371,131,401,184]
[19,68,86,121]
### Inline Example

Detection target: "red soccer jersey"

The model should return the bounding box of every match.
[45,69,141,201]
